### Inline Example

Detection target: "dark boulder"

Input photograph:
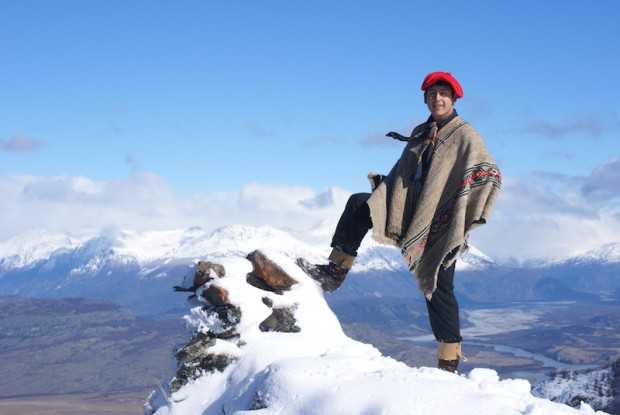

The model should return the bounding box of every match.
[259,306,301,333]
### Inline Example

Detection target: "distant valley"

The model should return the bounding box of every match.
[0,296,186,414]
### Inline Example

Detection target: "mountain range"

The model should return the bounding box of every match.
[0,225,619,316]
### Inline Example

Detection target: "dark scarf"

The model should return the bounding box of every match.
[419,109,458,184]
[427,109,458,130]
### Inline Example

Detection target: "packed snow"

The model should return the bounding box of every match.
[146,250,607,415]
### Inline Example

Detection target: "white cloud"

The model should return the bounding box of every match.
[0,173,350,245]
[2,161,620,262]
[580,158,620,202]
[471,164,620,261]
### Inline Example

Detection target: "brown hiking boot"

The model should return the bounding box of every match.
[295,258,349,292]
[437,341,461,373]
[438,358,459,373]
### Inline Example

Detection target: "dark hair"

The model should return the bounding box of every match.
[424,81,455,100]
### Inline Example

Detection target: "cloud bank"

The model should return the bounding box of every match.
[523,115,609,139]
[0,136,46,152]
[2,160,619,261]
[473,158,620,260]
[0,172,349,246]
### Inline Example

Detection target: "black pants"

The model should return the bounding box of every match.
[330,192,373,257]
[331,192,462,343]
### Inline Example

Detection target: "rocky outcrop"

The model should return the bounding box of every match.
[168,260,241,394]
[169,302,242,393]
[172,331,232,392]
[162,253,303,398]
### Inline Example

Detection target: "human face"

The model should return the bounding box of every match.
[425,84,455,121]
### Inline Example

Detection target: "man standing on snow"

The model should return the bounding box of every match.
[298,71,501,373]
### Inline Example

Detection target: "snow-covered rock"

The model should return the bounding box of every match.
[534,359,619,413]
[145,250,608,415]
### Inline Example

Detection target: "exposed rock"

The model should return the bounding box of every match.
[246,250,297,291]
[259,306,301,333]
[209,304,242,331]
[247,273,283,295]
[172,331,227,393]
[175,332,216,363]
[170,304,242,393]
[194,261,226,286]
[202,285,229,306]
[262,297,274,308]
[171,350,235,393]
[174,261,227,294]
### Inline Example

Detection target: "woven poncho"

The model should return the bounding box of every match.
[367,116,501,298]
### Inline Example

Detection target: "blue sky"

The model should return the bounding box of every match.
[1,1,619,259]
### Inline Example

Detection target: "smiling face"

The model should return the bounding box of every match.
[424,83,456,121]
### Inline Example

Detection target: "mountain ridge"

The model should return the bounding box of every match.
[2,226,619,275]
[1,225,619,314]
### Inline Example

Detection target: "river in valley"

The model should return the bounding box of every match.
[400,302,599,385]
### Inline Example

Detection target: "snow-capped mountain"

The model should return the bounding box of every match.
[565,243,620,265]
[1,225,619,312]
[0,224,502,314]
[0,229,86,272]
[0,225,494,274]
[0,225,325,314]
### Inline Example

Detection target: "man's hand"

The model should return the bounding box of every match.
[368,172,386,191]
[386,131,409,141]
[372,174,385,189]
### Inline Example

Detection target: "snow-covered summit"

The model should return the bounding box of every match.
[0,225,495,274]
[459,243,496,270]
[569,243,620,265]
[168,224,325,262]
[146,251,606,415]
[352,237,495,273]
[0,229,86,271]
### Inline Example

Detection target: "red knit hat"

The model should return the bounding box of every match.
[421,71,464,99]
